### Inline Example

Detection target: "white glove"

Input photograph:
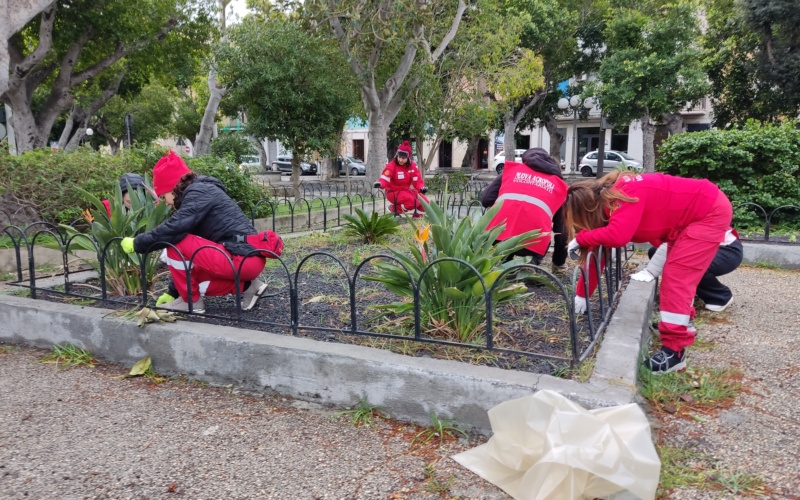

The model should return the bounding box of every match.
[567,238,581,260]
[574,296,587,315]
[630,269,655,282]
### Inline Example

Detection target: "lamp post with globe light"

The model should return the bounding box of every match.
[83,127,93,147]
[557,95,595,174]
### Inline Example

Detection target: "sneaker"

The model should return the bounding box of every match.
[159,296,205,314]
[644,346,686,375]
[240,278,267,311]
[705,297,733,312]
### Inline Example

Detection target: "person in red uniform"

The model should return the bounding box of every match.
[120,151,284,313]
[373,140,428,217]
[480,148,568,268]
[564,171,732,374]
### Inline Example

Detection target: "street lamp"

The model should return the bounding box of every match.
[557,95,596,174]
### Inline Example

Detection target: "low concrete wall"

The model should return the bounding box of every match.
[742,242,800,270]
[0,279,654,434]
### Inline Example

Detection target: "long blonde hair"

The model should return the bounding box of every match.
[564,170,640,243]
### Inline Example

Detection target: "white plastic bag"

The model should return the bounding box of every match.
[452,390,660,500]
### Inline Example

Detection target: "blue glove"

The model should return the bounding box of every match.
[120,237,135,254]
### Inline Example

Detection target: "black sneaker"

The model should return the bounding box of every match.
[644,347,686,375]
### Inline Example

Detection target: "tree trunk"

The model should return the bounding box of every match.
[366,108,388,188]
[193,66,224,156]
[503,111,517,161]
[640,109,657,172]
[247,135,267,172]
[0,0,56,97]
[543,112,565,165]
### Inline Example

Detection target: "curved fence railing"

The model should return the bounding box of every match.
[733,202,800,242]
[1,217,630,369]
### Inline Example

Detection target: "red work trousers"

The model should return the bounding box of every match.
[164,234,267,302]
[658,191,733,352]
[387,189,428,215]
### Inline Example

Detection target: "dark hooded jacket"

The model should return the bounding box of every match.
[119,173,145,194]
[480,148,568,265]
[133,175,256,254]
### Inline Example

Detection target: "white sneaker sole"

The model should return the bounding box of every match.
[243,282,268,311]
[705,297,733,312]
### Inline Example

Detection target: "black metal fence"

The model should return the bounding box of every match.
[1,198,628,368]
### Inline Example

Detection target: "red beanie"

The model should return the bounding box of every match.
[397,140,413,156]
[153,150,192,196]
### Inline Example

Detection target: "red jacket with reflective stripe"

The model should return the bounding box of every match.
[377,159,425,192]
[487,161,568,255]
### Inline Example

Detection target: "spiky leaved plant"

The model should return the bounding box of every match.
[365,195,542,343]
[342,207,400,244]
[60,178,170,296]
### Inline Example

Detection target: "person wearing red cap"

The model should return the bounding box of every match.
[373,140,428,218]
[120,150,283,313]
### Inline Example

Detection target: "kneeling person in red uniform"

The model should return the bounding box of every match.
[480,148,568,268]
[373,140,428,218]
[121,151,283,313]
[564,171,732,374]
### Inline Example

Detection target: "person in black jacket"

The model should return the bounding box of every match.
[120,151,283,313]
[480,148,569,271]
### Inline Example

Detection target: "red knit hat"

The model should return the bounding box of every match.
[153,150,192,196]
[397,140,413,156]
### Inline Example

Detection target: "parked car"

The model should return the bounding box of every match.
[338,156,366,176]
[238,155,261,172]
[578,150,643,177]
[272,154,318,175]
[491,149,526,175]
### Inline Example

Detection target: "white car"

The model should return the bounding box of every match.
[492,149,526,175]
[578,150,643,177]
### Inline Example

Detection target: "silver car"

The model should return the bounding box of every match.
[339,156,366,176]
[579,150,642,177]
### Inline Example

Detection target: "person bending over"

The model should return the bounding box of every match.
[564,171,732,374]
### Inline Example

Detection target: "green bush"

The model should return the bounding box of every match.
[657,121,800,228]
[210,132,257,164]
[0,147,271,224]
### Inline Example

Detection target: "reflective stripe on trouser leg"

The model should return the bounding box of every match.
[166,234,265,300]
[658,192,732,352]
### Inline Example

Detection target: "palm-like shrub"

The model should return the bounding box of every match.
[61,181,170,296]
[366,197,542,343]
[342,208,400,244]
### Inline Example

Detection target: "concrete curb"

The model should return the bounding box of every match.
[0,277,654,435]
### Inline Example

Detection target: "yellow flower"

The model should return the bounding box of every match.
[82,208,94,223]
[414,224,430,245]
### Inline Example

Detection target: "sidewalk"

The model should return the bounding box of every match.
[0,265,797,498]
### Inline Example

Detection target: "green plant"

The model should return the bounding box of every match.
[638,365,741,413]
[426,170,471,194]
[341,208,400,244]
[711,469,766,495]
[60,182,170,296]
[210,131,257,164]
[366,196,539,343]
[41,343,96,368]
[656,445,709,496]
[423,461,456,493]
[411,411,467,448]
[657,121,800,229]
[335,399,386,428]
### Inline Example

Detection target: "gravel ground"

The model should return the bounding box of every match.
[0,346,508,500]
[656,265,800,499]
[1,265,797,499]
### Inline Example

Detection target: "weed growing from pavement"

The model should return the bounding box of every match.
[711,468,768,496]
[411,412,467,448]
[638,364,741,414]
[335,399,385,428]
[41,343,96,368]
[0,344,19,354]
[423,461,456,494]
[656,445,709,497]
